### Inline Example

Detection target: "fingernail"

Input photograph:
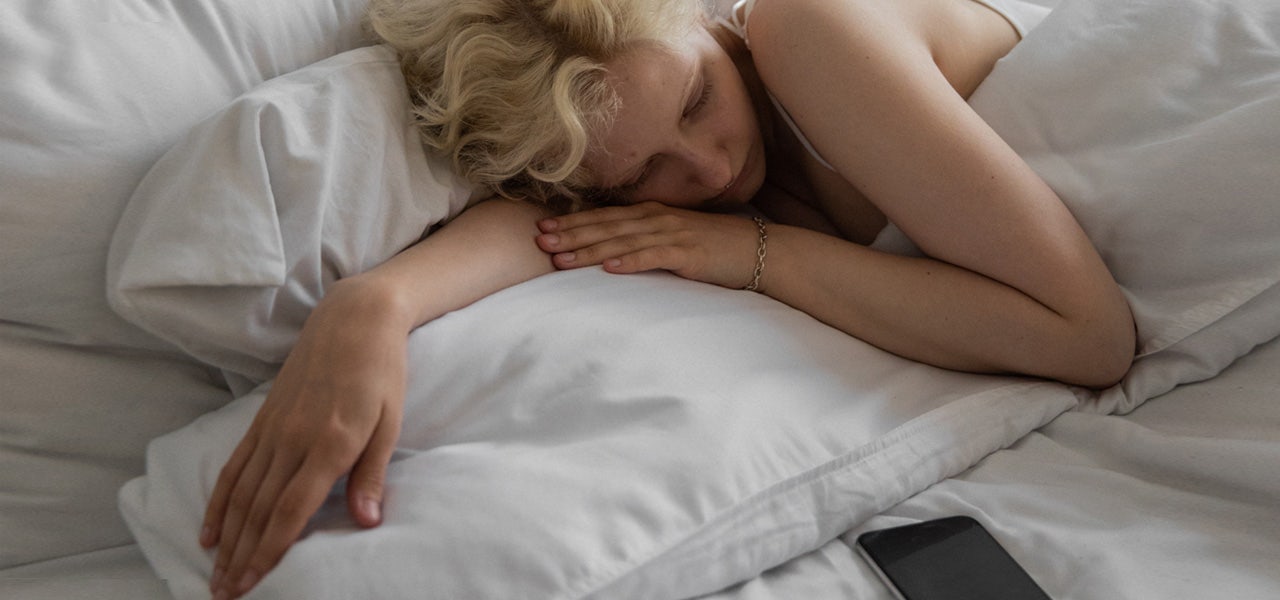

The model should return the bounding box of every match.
[237,569,260,594]
[541,234,560,247]
[605,258,621,269]
[558,252,576,263]
[200,525,213,546]
[539,218,559,232]
[361,498,382,525]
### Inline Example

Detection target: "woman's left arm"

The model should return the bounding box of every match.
[749,0,1134,382]
[539,0,1135,387]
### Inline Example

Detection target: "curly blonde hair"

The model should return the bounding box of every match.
[367,0,706,209]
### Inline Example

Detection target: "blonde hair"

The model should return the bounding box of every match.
[367,0,706,209]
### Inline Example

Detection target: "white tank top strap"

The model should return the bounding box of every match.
[719,0,838,170]
[967,0,1052,39]
[715,0,756,48]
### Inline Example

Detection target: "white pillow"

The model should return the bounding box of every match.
[121,268,1076,600]
[968,0,1280,413]
[0,0,369,568]
[108,45,474,393]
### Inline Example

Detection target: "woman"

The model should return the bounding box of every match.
[204,0,1136,597]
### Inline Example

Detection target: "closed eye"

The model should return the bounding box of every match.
[685,77,712,118]
[619,157,654,195]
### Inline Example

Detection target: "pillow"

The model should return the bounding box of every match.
[968,0,1280,413]
[107,45,474,393]
[121,268,1077,600]
[0,0,369,568]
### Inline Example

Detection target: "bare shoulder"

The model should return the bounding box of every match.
[745,0,925,53]
[744,0,932,101]
[746,0,1019,99]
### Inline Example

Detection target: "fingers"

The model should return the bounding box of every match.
[536,203,688,270]
[347,408,401,528]
[222,459,341,599]
[202,427,260,549]
[538,204,764,288]
[545,231,680,273]
[213,450,293,599]
[202,290,413,598]
[210,438,281,598]
[211,444,351,599]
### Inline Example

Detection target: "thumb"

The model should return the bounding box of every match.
[346,411,400,528]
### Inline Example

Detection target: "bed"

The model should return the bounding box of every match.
[2,0,1277,598]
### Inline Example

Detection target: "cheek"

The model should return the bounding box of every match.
[650,178,707,208]
[722,87,758,146]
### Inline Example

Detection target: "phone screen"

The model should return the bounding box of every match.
[855,516,1051,600]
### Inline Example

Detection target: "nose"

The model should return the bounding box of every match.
[679,135,732,192]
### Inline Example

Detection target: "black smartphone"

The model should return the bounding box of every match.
[855,516,1052,600]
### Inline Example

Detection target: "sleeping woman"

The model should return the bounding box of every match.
[202,0,1136,597]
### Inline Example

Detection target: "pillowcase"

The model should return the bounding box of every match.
[108,45,474,393]
[968,0,1280,413]
[0,0,369,568]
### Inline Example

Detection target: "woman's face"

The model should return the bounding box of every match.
[584,26,766,210]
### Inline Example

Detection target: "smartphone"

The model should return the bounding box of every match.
[855,516,1052,600]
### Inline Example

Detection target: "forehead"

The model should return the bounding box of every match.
[584,38,701,183]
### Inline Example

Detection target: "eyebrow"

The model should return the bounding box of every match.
[610,56,703,191]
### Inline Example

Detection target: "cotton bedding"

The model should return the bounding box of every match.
[707,334,1280,600]
[0,0,373,570]
[2,0,1279,599]
[8,333,1279,600]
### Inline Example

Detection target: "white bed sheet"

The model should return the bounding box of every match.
[0,0,371,568]
[0,545,166,600]
[10,334,1274,600]
[6,0,1279,596]
[706,333,1280,599]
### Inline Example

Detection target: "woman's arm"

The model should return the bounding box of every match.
[745,0,1134,384]
[537,0,1134,387]
[204,198,555,600]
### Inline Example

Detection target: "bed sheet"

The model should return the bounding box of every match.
[13,334,1274,600]
[0,0,372,568]
[0,545,165,600]
[707,333,1280,599]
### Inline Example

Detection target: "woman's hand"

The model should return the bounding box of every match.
[195,198,557,599]
[201,278,413,600]
[536,201,761,289]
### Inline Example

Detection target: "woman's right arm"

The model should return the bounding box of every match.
[203,198,555,600]
[333,197,559,330]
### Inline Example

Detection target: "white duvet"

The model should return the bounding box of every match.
[113,0,1280,598]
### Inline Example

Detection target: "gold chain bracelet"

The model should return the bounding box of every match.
[743,216,767,292]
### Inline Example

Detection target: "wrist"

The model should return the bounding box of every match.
[320,274,420,333]
[741,216,768,292]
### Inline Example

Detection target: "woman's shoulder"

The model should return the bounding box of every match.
[742,0,930,88]
[743,0,921,57]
